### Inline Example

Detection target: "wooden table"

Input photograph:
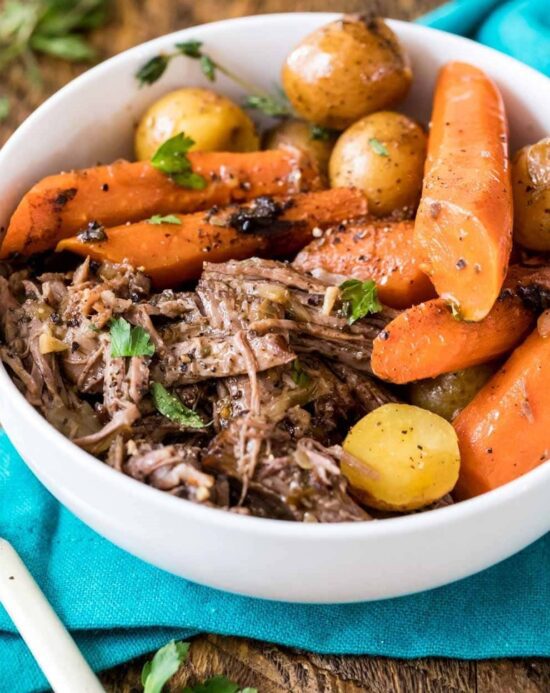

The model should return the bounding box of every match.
[1,2,548,690]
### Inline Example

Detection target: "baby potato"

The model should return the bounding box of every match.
[281,16,412,130]
[329,111,427,217]
[512,137,550,251]
[263,118,336,180]
[135,87,259,160]
[409,364,496,422]
[342,403,460,511]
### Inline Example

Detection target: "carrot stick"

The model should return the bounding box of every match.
[1,149,322,259]
[57,188,368,288]
[293,218,435,309]
[453,328,550,498]
[414,61,513,321]
[371,267,540,383]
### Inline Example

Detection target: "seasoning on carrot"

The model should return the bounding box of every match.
[370,266,545,383]
[0,149,322,259]
[414,61,513,321]
[453,328,550,499]
[56,188,368,288]
[293,218,435,309]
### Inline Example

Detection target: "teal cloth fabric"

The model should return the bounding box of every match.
[2,3,550,690]
[418,0,550,76]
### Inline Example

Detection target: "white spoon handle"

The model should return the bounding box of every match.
[0,539,104,693]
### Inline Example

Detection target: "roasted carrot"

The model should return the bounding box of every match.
[371,267,542,383]
[57,188,368,288]
[414,61,513,321]
[453,328,550,498]
[0,149,322,259]
[293,219,435,309]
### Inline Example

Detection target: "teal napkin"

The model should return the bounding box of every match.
[2,3,550,690]
[418,0,550,75]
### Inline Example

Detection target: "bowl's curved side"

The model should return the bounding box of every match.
[0,13,549,603]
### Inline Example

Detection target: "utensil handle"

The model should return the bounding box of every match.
[0,539,104,693]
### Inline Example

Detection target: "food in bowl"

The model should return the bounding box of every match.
[0,15,549,524]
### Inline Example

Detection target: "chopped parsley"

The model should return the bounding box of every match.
[243,93,291,118]
[340,279,382,324]
[151,382,205,429]
[136,54,170,86]
[141,640,189,693]
[147,214,181,225]
[310,124,336,141]
[368,137,389,157]
[291,358,311,387]
[110,317,155,358]
[151,133,207,190]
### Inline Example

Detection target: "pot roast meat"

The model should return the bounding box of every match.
[0,254,402,522]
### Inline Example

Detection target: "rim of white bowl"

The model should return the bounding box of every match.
[0,13,549,541]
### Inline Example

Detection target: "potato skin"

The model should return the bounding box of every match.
[408,364,496,422]
[135,87,259,160]
[263,118,336,181]
[342,403,460,511]
[512,138,550,251]
[329,111,427,217]
[281,16,412,130]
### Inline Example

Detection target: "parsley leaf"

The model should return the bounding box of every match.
[151,382,206,429]
[291,358,311,387]
[0,96,9,121]
[147,214,181,225]
[183,676,257,693]
[310,125,336,141]
[141,640,190,693]
[175,39,203,58]
[151,133,207,190]
[136,54,169,86]
[199,54,216,81]
[243,93,291,118]
[368,137,389,157]
[339,279,382,324]
[110,317,155,358]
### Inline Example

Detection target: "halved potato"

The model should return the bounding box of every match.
[342,403,460,511]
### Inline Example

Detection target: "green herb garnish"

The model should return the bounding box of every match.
[136,38,291,118]
[110,317,155,358]
[136,54,170,86]
[291,358,311,387]
[147,214,181,225]
[368,137,389,157]
[151,382,205,429]
[340,279,382,324]
[183,676,257,693]
[141,640,190,693]
[151,133,206,190]
[0,0,109,79]
[310,124,336,141]
[0,96,9,121]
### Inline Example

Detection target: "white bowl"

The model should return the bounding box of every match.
[0,13,549,604]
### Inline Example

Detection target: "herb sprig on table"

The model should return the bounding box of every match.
[136,38,292,119]
[141,640,257,693]
[0,0,109,76]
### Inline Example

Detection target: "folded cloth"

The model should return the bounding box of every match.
[418,0,550,75]
[0,431,549,693]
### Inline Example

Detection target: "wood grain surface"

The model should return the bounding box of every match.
[1,1,548,691]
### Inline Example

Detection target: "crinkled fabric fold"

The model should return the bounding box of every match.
[418,0,550,76]
[0,432,549,692]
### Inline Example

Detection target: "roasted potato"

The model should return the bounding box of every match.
[135,87,259,160]
[342,403,460,511]
[329,111,427,217]
[281,16,412,130]
[408,364,496,421]
[512,137,550,251]
[263,118,336,180]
